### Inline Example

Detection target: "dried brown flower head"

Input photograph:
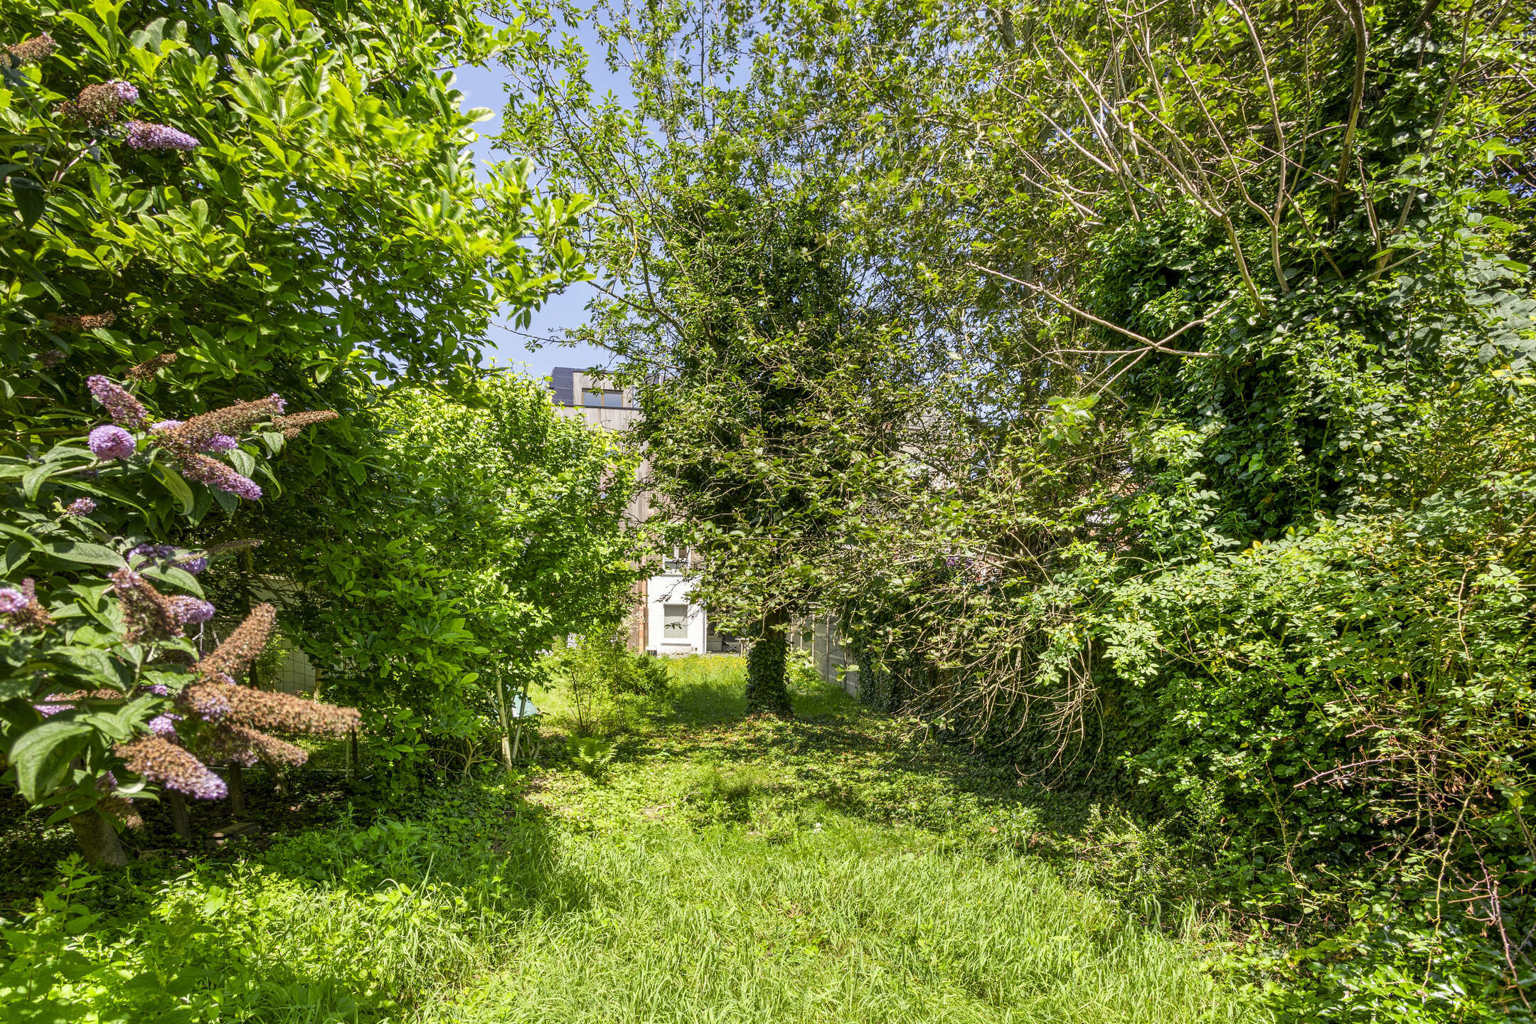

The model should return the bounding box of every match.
[187,681,360,737]
[41,689,124,703]
[101,796,145,830]
[205,537,264,558]
[3,34,56,68]
[115,735,226,799]
[126,352,178,381]
[49,312,116,332]
[1,579,53,631]
[155,396,284,459]
[272,409,339,439]
[202,724,309,768]
[194,603,276,681]
[109,567,182,642]
[80,312,116,329]
[57,81,138,125]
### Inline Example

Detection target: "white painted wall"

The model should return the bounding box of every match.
[646,573,708,655]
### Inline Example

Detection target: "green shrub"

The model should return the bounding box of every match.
[544,633,670,737]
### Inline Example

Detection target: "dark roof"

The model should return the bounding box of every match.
[550,366,575,407]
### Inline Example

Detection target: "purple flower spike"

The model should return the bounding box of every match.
[147,713,181,737]
[192,773,227,800]
[124,121,199,151]
[117,736,226,800]
[183,685,232,721]
[170,596,215,625]
[88,425,136,460]
[202,434,238,453]
[109,80,139,103]
[181,454,261,500]
[0,588,25,614]
[86,375,148,428]
[178,556,208,575]
[150,419,184,433]
[129,543,176,560]
[64,497,97,515]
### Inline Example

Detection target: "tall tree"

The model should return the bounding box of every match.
[496,7,918,713]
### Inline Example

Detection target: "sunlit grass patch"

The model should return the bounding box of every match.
[2,657,1267,1024]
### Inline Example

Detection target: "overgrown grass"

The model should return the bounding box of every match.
[0,656,1268,1023]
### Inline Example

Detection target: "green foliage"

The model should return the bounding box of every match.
[564,733,615,780]
[288,376,640,773]
[504,0,1536,1014]
[0,0,593,792]
[0,0,580,403]
[0,856,119,1014]
[673,761,780,825]
[543,631,668,737]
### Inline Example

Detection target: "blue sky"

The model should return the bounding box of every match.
[452,30,617,380]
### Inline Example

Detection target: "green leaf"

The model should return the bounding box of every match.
[43,541,125,569]
[10,175,45,229]
[21,463,54,502]
[154,462,196,515]
[9,721,93,802]
[141,564,203,598]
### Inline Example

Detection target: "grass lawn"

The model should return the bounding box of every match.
[1,657,1269,1023]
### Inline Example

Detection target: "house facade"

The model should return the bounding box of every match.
[550,367,733,656]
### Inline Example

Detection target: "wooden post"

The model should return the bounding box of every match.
[227,762,246,816]
[169,792,191,842]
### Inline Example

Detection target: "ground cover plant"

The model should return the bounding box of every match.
[0,658,1269,1023]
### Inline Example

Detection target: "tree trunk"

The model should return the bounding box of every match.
[745,610,792,716]
[69,810,128,867]
[497,675,514,768]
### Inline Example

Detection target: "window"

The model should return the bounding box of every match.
[582,388,624,408]
[664,544,691,572]
[662,603,689,640]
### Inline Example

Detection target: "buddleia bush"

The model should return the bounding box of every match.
[1,368,351,865]
[0,28,353,866]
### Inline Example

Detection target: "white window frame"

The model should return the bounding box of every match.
[662,603,689,639]
[582,387,624,408]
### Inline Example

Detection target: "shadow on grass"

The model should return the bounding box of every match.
[622,655,1106,851]
[2,764,586,1024]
